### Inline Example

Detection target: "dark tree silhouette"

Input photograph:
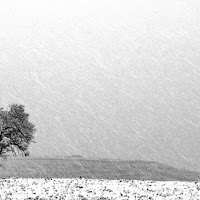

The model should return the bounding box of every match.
[0,104,36,168]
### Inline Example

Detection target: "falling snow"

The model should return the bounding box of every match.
[0,0,200,175]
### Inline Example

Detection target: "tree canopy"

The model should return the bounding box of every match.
[0,104,36,167]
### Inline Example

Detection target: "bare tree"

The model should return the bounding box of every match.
[0,104,36,168]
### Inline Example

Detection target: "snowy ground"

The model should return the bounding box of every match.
[0,178,200,200]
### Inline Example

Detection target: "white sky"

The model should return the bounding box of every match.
[0,0,200,172]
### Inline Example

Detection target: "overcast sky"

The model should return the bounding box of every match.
[0,0,200,172]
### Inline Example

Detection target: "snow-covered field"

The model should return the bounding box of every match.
[0,178,200,200]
